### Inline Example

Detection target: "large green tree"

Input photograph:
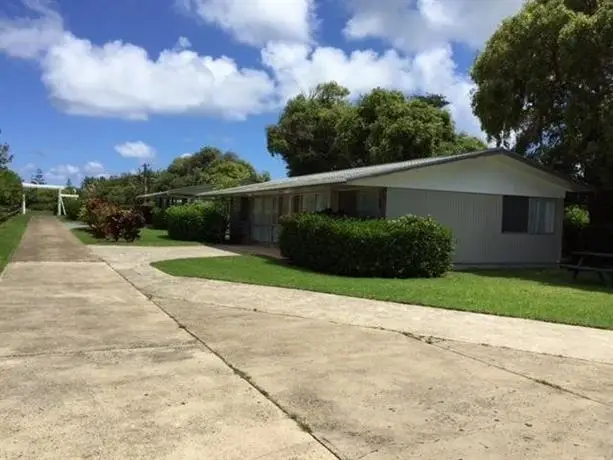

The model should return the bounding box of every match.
[471,0,613,222]
[267,82,356,176]
[267,82,486,176]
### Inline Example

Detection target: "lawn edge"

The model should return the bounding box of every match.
[150,256,613,331]
[0,214,31,274]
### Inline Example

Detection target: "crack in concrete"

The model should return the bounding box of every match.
[111,264,344,460]
[432,343,613,409]
[0,342,198,360]
[148,293,613,409]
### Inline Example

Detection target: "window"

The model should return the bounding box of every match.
[291,195,301,214]
[356,190,380,218]
[302,194,317,212]
[502,196,556,234]
[316,193,329,211]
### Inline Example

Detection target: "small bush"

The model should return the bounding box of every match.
[562,205,590,256]
[105,209,145,242]
[279,213,454,278]
[79,198,120,238]
[63,198,82,221]
[166,203,227,243]
[151,206,168,230]
[565,205,589,229]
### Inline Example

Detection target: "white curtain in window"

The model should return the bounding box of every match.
[316,192,329,211]
[356,190,379,217]
[303,194,317,212]
[528,198,556,234]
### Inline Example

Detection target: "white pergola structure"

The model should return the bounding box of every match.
[21,183,79,216]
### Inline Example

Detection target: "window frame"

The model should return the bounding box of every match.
[501,195,556,235]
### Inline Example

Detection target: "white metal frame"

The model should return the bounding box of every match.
[21,183,79,216]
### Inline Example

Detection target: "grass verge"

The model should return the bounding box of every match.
[0,214,30,273]
[72,227,204,247]
[153,255,613,329]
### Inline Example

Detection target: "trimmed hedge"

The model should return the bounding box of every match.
[166,203,227,243]
[279,213,454,278]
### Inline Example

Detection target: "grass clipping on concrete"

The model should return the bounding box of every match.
[72,227,204,247]
[0,214,29,273]
[153,255,613,330]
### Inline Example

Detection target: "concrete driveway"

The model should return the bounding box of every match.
[91,245,613,459]
[0,217,335,459]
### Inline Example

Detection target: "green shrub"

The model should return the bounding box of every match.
[562,205,590,256]
[0,169,22,209]
[79,198,120,238]
[279,213,454,278]
[166,203,227,243]
[564,205,589,228]
[105,209,145,242]
[63,198,82,221]
[151,206,168,230]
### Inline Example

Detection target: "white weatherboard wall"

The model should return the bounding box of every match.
[386,188,564,265]
[350,155,569,198]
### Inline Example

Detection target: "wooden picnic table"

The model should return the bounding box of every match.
[560,251,613,286]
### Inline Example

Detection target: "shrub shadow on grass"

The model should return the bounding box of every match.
[156,234,204,244]
[463,268,613,295]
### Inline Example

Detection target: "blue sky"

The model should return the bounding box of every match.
[0,0,524,185]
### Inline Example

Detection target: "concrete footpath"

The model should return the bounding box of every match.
[0,217,334,459]
[93,245,613,459]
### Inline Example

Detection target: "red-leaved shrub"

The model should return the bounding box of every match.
[106,209,145,242]
[79,198,119,238]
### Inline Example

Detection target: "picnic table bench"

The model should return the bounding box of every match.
[560,251,613,286]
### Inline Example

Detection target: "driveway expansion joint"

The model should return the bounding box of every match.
[149,293,612,409]
[110,261,344,460]
[435,343,613,408]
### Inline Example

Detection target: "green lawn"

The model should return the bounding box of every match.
[153,255,613,329]
[0,214,30,273]
[72,227,203,247]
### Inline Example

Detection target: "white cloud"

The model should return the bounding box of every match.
[343,0,525,53]
[0,5,276,120]
[0,0,64,59]
[0,0,513,139]
[45,163,80,183]
[262,42,482,136]
[174,36,191,50]
[21,162,36,171]
[83,161,104,174]
[115,141,156,159]
[180,153,193,158]
[41,34,275,120]
[177,0,315,46]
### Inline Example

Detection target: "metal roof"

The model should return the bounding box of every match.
[136,184,213,199]
[196,148,586,197]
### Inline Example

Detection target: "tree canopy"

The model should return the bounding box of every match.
[0,131,12,170]
[30,168,46,185]
[471,0,613,221]
[0,169,22,211]
[0,132,22,212]
[82,146,269,206]
[266,82,486,176]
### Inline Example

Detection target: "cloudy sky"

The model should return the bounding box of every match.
[0,0,524,184]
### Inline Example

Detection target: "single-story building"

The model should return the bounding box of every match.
[197,148,586,267]
[136,184,213,208]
